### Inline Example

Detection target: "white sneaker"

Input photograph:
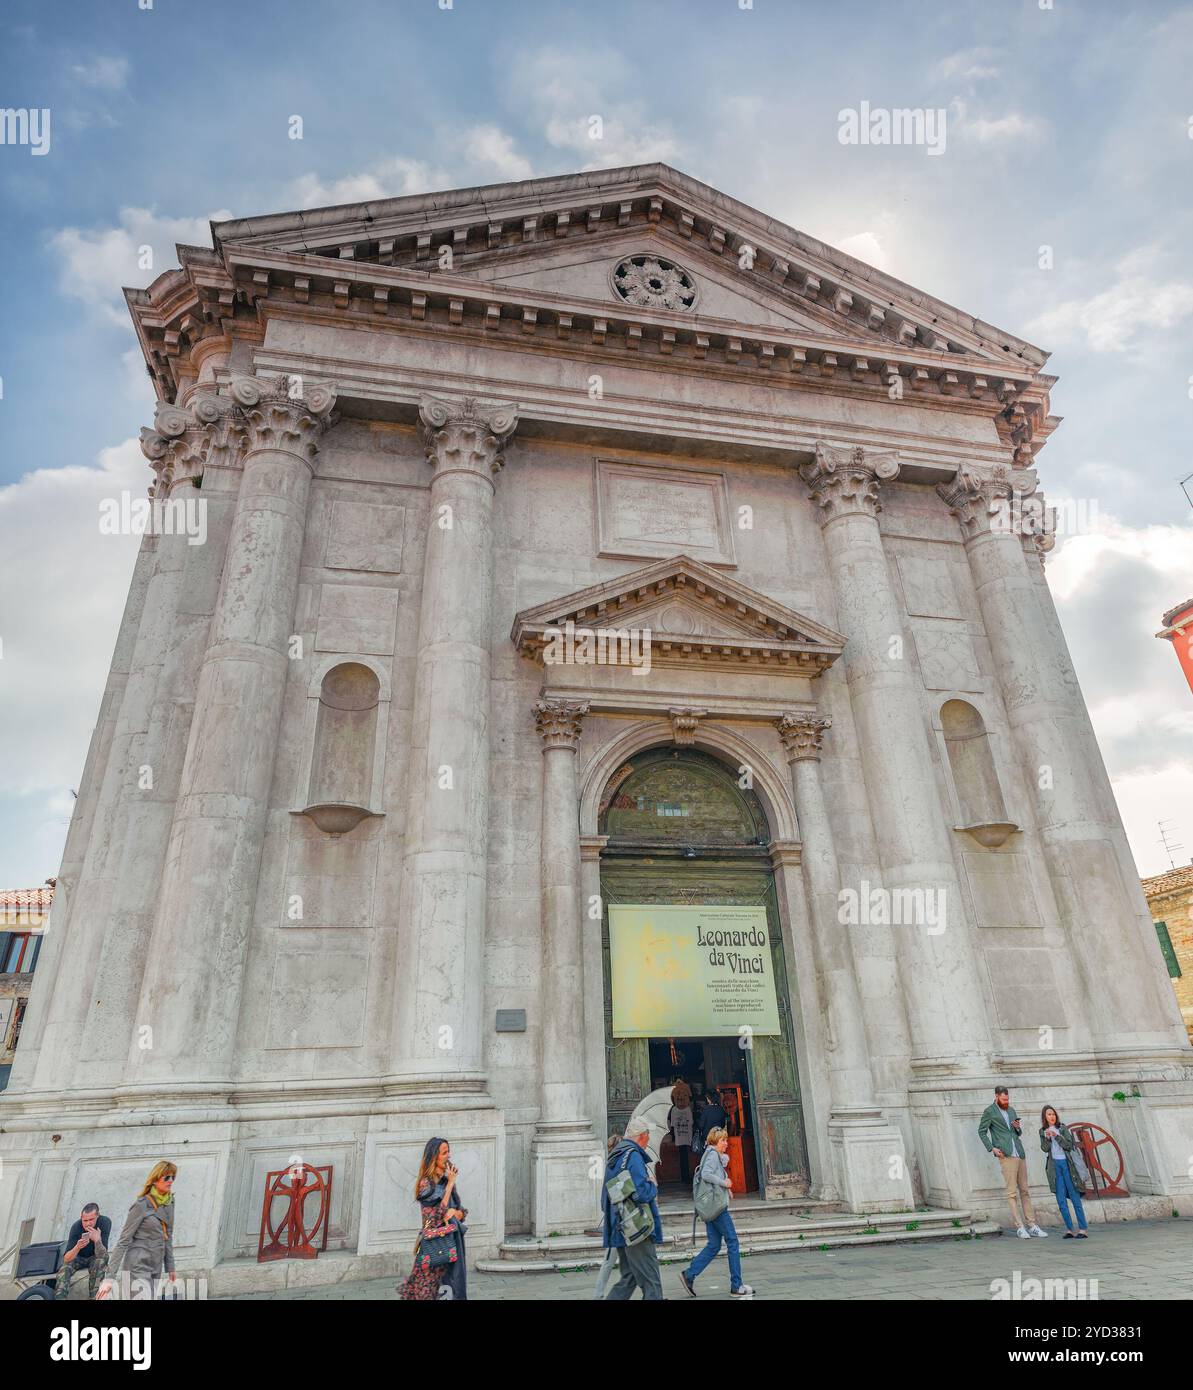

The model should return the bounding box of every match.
[1015,1226,1031,1239]
[1029,1224,1049,1238]
[730,1283,755,1298]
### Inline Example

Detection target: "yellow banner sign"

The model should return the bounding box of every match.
[609,904,781,1039]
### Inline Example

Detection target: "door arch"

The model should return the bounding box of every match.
[597,745,810,1195]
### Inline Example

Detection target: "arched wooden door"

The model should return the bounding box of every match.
[597,746,810,1195]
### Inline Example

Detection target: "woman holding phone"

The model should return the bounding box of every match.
[397,1137,469,1300]
[1039,1105,1088,1238]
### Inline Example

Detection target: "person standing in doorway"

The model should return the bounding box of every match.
[696,1088,727,1155]
[601,1117,663,1300]
[978,1086,1048,1239]
[54,1203,111,1301]
[679,1127,755,1299]
[669,1079,694,1184]
[1040,1105,1089,1239]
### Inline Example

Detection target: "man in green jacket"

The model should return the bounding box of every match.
[978,1086,1049,1239]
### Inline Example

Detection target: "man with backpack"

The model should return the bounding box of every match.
[601,1116,664,1299]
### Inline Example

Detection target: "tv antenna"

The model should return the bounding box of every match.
[1158,819,1185,870]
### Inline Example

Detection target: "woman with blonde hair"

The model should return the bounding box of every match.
[97,1160,177,1300]
[679,1127,754,1299]
[397,1137,468,1301]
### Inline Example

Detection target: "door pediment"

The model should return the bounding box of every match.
[511,554,845,677]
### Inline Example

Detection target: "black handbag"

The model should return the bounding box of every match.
[418,1225,459,1271]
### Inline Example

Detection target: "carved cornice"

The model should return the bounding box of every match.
[418,395,519,478]
[776,713,831,762]
[799,442,900,523]
[229,374,338,462]
[534,697,589,750]
[668,707,707,746]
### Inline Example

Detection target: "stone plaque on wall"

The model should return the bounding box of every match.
[962,852,1041,929]
[983,946,1068,1028]
[315,583,398,655]
[594,459,736,566]
[912,623,982,692]
[325,500,405,574]
[897,553,963,620]
[265,942,370,1049]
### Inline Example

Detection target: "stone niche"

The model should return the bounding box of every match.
[594,458,737,566]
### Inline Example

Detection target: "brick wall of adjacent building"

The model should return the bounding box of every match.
[1142,865,1193,1043]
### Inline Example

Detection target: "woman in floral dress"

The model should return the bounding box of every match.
[397,1136,469,1300]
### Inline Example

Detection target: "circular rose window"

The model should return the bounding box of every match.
[610,255,697,311]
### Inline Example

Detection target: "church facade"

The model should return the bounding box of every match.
[4,165,1192,1284]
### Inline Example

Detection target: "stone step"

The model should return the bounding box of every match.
[477,1208,1000,1274]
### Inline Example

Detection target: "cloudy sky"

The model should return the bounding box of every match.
[0,0,1191,885]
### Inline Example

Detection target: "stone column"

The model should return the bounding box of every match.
[939,465,1185,1049]
[776,713,913,1209]
[799,442,993,1070]
[128,374,337,1089]
[530,697,600,1233]
[389,397,518,1091]
[82,394,241,1085]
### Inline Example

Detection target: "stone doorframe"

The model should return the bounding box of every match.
[572,710,839,1202]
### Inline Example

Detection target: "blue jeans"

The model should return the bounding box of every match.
[1054,1157,1087,1232]
[685,1208,744,1289]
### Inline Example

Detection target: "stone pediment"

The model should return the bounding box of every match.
[510,554,845,676]
[209,163,1045,371]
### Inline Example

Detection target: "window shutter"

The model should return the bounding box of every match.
[29,935,43,971]
[1154,921,1182,978]
[0,932,12,973]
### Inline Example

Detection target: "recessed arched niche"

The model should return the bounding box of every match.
[295,661,385,835]
[941,699,1018,848]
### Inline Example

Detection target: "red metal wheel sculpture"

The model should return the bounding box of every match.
[257,1162,333,1262]
[1068,1122,1129,1198]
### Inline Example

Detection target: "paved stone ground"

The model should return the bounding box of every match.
[218,1218,1191,1300]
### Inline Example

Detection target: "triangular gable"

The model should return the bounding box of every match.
[511,554,845,677]
[210,163,1047,370]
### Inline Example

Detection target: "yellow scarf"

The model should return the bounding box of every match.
[148,1187,172,1208]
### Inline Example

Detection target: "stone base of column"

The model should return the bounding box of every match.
[530,1120,603,1236]
[827,1107,915,1211]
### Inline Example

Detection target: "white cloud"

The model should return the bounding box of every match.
[48,207,232,325]
[463,124,535,182]
[0,440,143,811]
[70,55,129,90]
[507,44,681,170]
[1028,249,1193,352]
[934,47,1001,81]
[289,157,451,210]
[1048,514,1193,876]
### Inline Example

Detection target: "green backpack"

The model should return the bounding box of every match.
[605,1150,656,1247]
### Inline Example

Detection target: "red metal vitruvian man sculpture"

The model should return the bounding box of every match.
[257,1162,333,1262]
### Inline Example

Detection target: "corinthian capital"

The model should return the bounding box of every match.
[419,396,519,478]
[229,374,338,462]
[776,713,831,762]
[534,697,589,750]
[800,442,900,523]
[138,392,240,499]
[937,462,1039,539]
